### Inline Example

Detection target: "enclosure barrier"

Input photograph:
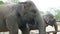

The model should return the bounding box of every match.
[46,30,60,34]
[56,20,60,22]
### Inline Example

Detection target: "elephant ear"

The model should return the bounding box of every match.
[43,15,50,23]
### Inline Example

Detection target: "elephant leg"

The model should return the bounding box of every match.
[6,16,18,34]
[38,20,46,34]
[21,28,30,34]
[9,25,18,34]
[53,23,57,34]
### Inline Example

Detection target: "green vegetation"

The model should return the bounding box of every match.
[0,1,4,4]
[11,0,19,3]
[55,9,60,20]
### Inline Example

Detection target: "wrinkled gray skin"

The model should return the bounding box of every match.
[0,0,45,34]
[43,13,57,34]
[0,3,23,34]
[0,4,18,34]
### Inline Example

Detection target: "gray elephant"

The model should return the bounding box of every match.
[17,1,46,34]
[0,0,45,34]
[43,13,57,34]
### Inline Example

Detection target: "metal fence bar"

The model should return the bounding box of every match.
[46,30,60,33]
[56,20,60,22]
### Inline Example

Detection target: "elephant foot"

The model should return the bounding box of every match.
[53,32,57,34]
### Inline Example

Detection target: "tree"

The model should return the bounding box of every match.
[55,9,60,20]
[11,0,19,3]
[0,1,4,4]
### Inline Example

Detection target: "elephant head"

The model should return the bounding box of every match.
[43,13,55,26]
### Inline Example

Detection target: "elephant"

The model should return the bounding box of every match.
[0,0,45,34]
[16,1,46,34]
[43,13,58,34]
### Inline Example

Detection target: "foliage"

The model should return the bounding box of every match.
[11,0,19,3]
[55,9,60,20]
[0,1,4,4]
